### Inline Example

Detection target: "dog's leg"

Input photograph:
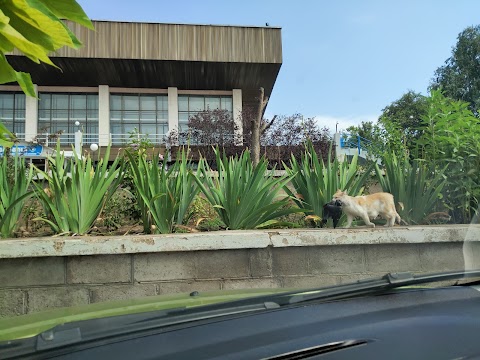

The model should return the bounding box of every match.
[344,214,354,228]
[360,212,375,228]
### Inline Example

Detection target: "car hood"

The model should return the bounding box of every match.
[0,288,292,342]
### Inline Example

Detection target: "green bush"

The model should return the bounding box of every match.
[126,147,199,234]
[33,144,124,235]
[375,152,447,224]
[194,147,299,230]
[0,154,34,238]
[284,141,371,224]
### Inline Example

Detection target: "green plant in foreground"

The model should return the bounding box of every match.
[375,152,447,225]
[126,148,199,234]
[0,154,34,238]
[284,141,371,223]
[33,144,124,235]
[194,147,300,230]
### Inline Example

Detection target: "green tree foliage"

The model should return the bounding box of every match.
[431,25,480,116]
[378,90,428,142]
[0,0,93,97]
[417,90,480,222]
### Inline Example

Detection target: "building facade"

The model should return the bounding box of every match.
[1,20,282,149]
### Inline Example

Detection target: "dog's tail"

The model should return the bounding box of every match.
[396,202,409,225]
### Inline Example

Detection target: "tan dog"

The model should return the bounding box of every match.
[332,189,402,228]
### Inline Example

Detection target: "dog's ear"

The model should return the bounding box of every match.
[343,190,348,195]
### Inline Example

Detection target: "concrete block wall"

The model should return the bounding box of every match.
[0,225,477,317]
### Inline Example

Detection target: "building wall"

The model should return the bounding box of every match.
[21,21,283,64]
[0,226,475,317]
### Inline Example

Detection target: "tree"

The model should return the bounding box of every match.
[431,25,480,116]
[378,90,428,141]
[249,87,276,166]
[187,108,237,147]
[0,0,93,97]
[346,121,381,142]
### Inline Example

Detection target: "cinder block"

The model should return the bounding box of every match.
[90,284,157,303]
[249,248,273,277]
[67,255,131,284]
[272,247,308,276]
[134,252,196,282]
[222,278,281,290]
[27,287,89,313]
[308,245,365,274]
[419,243,464,272]
[281,275,339,289]
[0,290,25,318]
[158,280,221,295]
[0,258,64,287]
[195,249,250,279]
[365,244,422,273]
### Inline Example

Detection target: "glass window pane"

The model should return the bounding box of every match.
[189,96,204,112]
[157,110,168,121]
[123,110,139,121]
[51,109,69,121]
[38,94,51,109]
[51,94,69,109]
[0,94,14,109]
[110,110,122,121]
[158,124,168,135]
[140,110,156,122]
[205,97,220,110]
[87,95,98,109]
[178,96,188,111]
[110,124,122,134]
[0,109,13,120]
[123,96,139,111]
[71,109,86,120]
[140,123,156,135]
[221,97,233,111]
[157,96,168,110]
[70,95,86,109]
[15,94,25,109]
[110,95,122,110]
[178,112,189,122]
[123,123,138,134]
[87,109,98,120]
[15,110,25,120]
[140,96,156,111]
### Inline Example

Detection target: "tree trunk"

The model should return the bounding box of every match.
[250,87,276,166]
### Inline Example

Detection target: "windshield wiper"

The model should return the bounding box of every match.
[288,269,480,305]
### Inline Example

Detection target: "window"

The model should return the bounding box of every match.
[110,94,168,144]
[38,93,99,143]
[0,92,25,136]
[178,95,233,132]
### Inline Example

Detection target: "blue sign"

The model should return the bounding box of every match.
[0,144,43,157]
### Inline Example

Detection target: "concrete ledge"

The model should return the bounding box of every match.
[0,225,478,259]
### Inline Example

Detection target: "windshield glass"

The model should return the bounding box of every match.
[0,0,479,339]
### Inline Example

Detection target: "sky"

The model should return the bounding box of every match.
[78,0,480,131]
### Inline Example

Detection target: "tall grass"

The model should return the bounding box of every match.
[126,148,199,234]
[34,144,124,235]
[0,155,34,238]
[284,141,371,219]
[194,148,298,230]
[375,152,447,224]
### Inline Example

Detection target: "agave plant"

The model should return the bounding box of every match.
[193,147,299,230]
[284,141,371,222]
[33,144,124,235]
[375,152,447,225]
[0,154,34,238]
[126,147,199,234]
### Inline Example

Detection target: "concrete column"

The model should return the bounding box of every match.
[232,89,243,146]
[98,85,110,146]
[167,87,179,145]
[25,85,38,142]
